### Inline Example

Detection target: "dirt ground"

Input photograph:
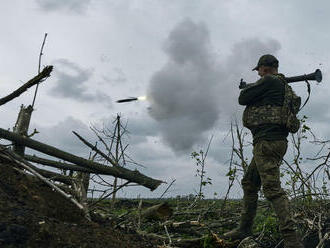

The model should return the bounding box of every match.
[0,161,157,248]
[0,156,329,248]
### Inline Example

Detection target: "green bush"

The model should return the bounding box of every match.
[253,209,281,240]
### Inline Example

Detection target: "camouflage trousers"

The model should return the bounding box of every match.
[241,139,297,236]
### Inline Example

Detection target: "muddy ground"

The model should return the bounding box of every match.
[0,159,329,248]
[0,161,157,248]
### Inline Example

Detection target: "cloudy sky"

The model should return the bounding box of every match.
[0,0,329,198]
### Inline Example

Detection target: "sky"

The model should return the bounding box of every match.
[0,0,329,198]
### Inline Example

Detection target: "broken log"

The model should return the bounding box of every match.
[0,128,162,191]
[0,150,72,185]
[141,202,173,221]
[0,66,53,106]
[32,167,73,185]
[24,154,94,173]
[165,220,202,228]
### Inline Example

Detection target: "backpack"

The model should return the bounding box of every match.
[242,75,301,133]
[279,76,301,133]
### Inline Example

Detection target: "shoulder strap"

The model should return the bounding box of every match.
[299,80,311,111]
[276,74,310,112]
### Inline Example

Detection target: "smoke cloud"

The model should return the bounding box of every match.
[147,19,281,153]
[147,19,220,152]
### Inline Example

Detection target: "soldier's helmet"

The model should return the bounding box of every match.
[252,54,279,71]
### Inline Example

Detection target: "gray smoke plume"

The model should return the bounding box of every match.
[147,19,281,152]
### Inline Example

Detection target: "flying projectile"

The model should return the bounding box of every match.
[116,97,138,103]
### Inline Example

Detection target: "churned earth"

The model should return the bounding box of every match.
[0,155,328,248]
[0,161,157,248]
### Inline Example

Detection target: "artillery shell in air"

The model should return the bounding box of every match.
[116,97,138,103]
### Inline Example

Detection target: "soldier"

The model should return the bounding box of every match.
[224,54,304,248]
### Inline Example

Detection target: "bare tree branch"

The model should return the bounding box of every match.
[0,128,163,190]
[0,66,53,106]
[32,33,48,107]
[72,131,117,166]
[24,154,94,173]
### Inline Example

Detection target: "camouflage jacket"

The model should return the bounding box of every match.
[239,74,289,144]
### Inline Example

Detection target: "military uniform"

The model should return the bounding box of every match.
[224,55,304,248]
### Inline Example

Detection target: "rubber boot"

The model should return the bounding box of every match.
[224,193,257,240]
[271,196,304,248]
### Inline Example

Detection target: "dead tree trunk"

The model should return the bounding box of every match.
[0,128,162,190]
[112,114,121,204]
[1,66,52,155]
[32,166,73,185]
[72,171,90,215]
[13,105,33,155]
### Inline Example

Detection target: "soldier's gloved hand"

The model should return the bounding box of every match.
[239,79,247,89]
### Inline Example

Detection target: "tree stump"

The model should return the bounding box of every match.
[13,105,33,155]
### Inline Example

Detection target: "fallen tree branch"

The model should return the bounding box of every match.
[163,220,202,229]
[316,232,329,248]
[164,224,172,246]
[32,166,73,185]
[0,66,53,106]
[159,179,176,200]
[137,230,205,248]
[316,213,329,248]
[0,128,163,190]
[24,154,94,173]
[1,151,72,185]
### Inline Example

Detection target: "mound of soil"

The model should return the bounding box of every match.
[0,160,156,248]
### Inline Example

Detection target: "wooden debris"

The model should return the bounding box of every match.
[165,220,203,228]
[24,154,94,173]
[237,237,259,248]
[32,166,72,185]
[141,202,173,221]
[0,128,163,191]
[211,231,227,247]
